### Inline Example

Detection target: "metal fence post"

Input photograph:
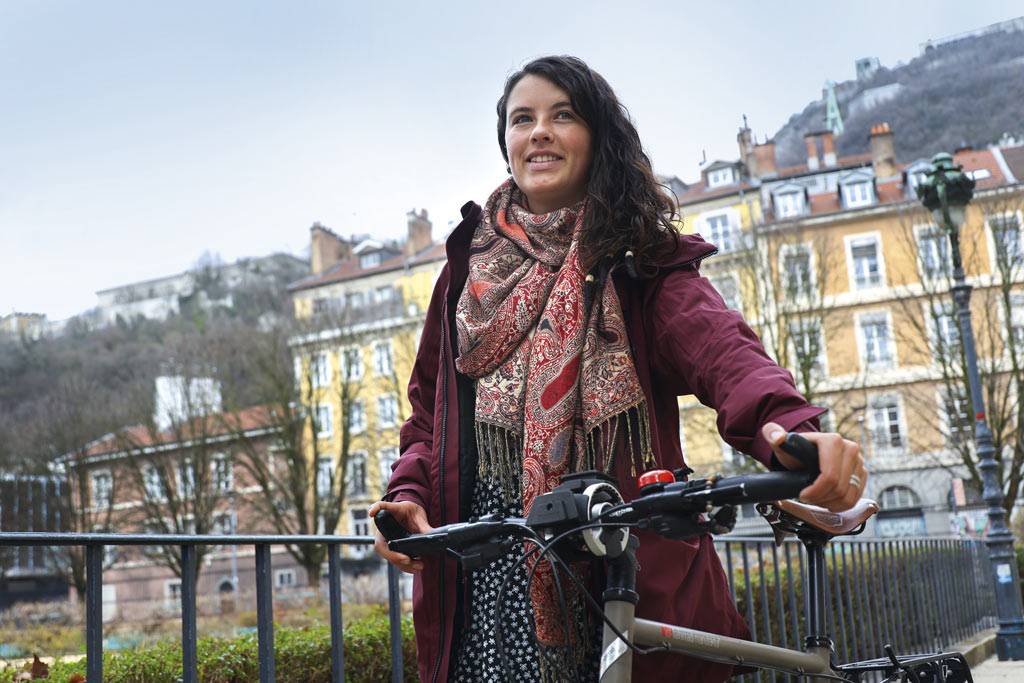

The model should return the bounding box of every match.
[181,544,198,683]
[387,562,404,683]
[328,544,344,683]
[85,543,103,683]
[255,543,275,683]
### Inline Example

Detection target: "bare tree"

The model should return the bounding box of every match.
[888,189,1024,513]
[230,309,366,590]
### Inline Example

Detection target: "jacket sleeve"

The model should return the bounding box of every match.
[384,264,450,508]
[646,266,825,469]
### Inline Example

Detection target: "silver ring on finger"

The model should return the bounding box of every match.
[848,473,862,490]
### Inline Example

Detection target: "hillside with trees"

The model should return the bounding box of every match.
[771,27,1024,167]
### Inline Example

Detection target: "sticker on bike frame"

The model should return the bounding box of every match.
[599,630,629,678]
[658,626,722,649]
[997,563,1012,584]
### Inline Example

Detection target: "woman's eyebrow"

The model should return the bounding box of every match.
[508,101,573,118]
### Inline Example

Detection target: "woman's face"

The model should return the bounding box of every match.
[504,74,593,214]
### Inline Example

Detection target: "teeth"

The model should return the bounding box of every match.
[529,155,559,163]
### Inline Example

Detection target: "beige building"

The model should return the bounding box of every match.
[676,121,1024,537]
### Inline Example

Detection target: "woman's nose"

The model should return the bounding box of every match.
[531,118,553,141]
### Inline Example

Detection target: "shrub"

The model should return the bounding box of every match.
[19,607,416,683]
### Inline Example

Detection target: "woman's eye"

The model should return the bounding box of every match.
[555,110,575,120]
[512,114,531,125]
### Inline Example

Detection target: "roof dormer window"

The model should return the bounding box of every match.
[774,189,806,218]
[359,251,382,269]
[706,167,736,189]
[842,180,874,208]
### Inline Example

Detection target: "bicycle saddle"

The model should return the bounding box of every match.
[758,498,879,545]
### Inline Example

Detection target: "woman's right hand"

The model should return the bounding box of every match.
[368,500,433,574]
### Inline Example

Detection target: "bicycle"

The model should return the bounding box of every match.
[375,433,974,682]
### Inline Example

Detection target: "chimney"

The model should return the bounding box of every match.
[309,222,352,276]
[753,140,778,178]
[821,131,837,166]
[737,124,754,169]
[804,133,820,170]
[406,209,432,256]
[869,122,897,179]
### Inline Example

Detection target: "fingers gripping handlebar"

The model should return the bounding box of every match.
[374,432,819,560]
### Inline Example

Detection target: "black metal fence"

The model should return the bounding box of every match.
[0,533,1000,682]
[716,535,999,682]
[0,532,404,683]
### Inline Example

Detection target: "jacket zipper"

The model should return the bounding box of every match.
[431,298,450,683]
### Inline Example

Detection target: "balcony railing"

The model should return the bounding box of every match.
[0,532,402,683]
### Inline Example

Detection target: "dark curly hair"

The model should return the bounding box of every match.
[496,55,679,276]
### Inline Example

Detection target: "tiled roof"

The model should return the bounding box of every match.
[86,406,277,457]
[952,148,1009,189]
[676,180,757,206]
[1000,145,1024,182]
[288,243,447,293]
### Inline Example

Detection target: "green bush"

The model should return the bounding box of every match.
[35,607,416,683]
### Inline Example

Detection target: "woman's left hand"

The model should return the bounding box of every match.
[761,422,867,513]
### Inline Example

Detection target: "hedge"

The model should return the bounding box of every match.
[19,607,416,683]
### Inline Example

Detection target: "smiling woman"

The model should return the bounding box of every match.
[371,55,867,683]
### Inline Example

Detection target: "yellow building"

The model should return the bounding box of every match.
[675,122,1024,537]
[288,212,446,553]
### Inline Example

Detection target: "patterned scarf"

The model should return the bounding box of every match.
[455,179,653,654]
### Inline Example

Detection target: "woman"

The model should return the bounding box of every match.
[370,56,866,683]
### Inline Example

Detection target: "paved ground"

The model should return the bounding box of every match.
[970,655,1024,682]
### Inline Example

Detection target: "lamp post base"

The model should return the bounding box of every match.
[996,622,1024,661]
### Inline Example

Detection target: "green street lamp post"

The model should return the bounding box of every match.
[917,152,1024,660]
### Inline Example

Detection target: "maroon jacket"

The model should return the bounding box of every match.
[387,202,824,682]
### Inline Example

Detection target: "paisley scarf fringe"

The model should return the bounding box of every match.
[476,401,655,505]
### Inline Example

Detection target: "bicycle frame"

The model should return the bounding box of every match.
[597,533,836,683]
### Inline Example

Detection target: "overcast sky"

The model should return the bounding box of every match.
[2,1,1020,321]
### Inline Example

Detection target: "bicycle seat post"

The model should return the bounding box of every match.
[600,534,640,682]
[801,532,835,682]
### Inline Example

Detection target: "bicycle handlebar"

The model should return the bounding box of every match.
[375,432,820,560]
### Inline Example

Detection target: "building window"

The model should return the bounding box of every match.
[342,347,363,382]
[165,579,182,607]
[710,275,741,311]
[860,314,893,369]
[143,465,166,501]
[870,399,903,449]
[359,251,382,269]
[316,458,334,499]
[213,454,233,493]
[345,290,365,309]
[789,320,825,378]
[880,486,920,510]
[943,386,972,444]
[176,459,198,498]
[931,304,961,356]
[375,285,395,303]
[373,341,394,377]
[311,352,330,388]
[775,191,805,218]
[348,452,367,497]
[842,181,873,208]
[351,508,372,557]
[377,394,398,429]
[91,470,112,507]
[704,213,740,254]
[990,212,1023,265]
[782,247,813,298]
[314,404,332,439]
[348,399,366,434]
[275,569,297,589]
[850,238,882,288]
[917,226,951,280]
[379,446,399,489]
[1010,293,1024,345]
[706,167,735,188]
[212,511,235,535]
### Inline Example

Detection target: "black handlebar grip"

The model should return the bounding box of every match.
[779,432,820,472]
[374,510,410,542]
